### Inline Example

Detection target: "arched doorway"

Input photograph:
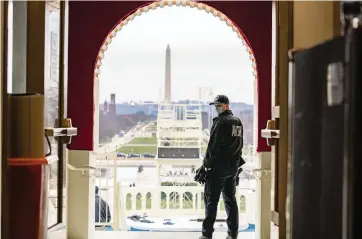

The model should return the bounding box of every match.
[67,1,272,153]
[66,2,272,235]
[94,1,257,82]
[95,2,257,149]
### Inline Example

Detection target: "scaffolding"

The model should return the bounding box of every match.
[155,103,203,190]
[156,103,202,159]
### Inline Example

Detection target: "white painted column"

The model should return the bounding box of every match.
[118,182,128,231]
[142,195,146,210]
[112,152,119,230]
[156,163,161,186]
[255,152,272,239]
[180,191,183,209]
[154,163,162,211]
[132,195,136,210]
[67,150,95,239]
[152,189,160,210]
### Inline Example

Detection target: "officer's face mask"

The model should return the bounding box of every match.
[215,104,224,115]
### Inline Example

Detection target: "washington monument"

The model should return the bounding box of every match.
[164,44,171,103]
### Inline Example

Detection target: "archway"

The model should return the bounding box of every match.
[94,1,257,154]
[94,1,257,82]
[66,1,272,236]
[67,1,272,153]
[94,1,257,151]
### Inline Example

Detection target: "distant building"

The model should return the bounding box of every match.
[109,93,116,115]
[101,99,108,115]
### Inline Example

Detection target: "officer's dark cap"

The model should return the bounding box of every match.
[209,95,229,105]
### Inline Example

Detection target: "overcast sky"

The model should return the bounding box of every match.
[99,5,255,104]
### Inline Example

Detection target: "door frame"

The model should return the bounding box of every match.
[0,1,69,237]
[0,1,7,238]
[271,2,293,236]
[45,0,69,232]
[271,2,342,238]
[11,0,68,233]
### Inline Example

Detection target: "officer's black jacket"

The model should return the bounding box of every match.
[203,110,244,172]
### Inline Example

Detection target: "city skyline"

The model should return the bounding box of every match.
[101,95,253,105]
[98,6,255,104]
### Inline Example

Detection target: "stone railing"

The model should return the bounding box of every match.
[95,183,256,229]
[120,185,254,214]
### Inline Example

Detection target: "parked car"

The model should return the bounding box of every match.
[117,152,127,158]
[128,153,141,158]
[143,153,155,158]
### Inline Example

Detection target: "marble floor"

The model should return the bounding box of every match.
[49,225,278,239]
[93,227,279,239]
[94,231,256,239]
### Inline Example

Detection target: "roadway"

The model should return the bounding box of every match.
[96,159,156,168]
[121,144,157,147]
[95,122,154,153]
[96,121,209,154]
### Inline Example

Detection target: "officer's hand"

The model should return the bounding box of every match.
[194,166,204,183]
[194,172,201,182]
[195,165,204,174]
[203,157,214,168]
[194,166,209,185]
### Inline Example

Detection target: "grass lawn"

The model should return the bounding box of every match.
[128,137,157,145]
[117,146,157,154]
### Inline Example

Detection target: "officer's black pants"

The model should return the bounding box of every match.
[202,173,239,237]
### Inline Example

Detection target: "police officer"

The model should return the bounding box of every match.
[199,95,244,239]
[95,186,111,223]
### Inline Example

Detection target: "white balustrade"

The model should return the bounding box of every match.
[93,118,258,231]
[95,183,255,229]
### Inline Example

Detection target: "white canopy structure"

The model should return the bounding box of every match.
[155,103,204,187]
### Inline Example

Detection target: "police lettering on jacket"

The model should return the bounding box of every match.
[231,125,242,137]
[203,110,244,169]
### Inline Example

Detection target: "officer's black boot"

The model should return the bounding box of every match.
[223,177,239,239]
[226,235,237,239]
[199,235,212,239]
